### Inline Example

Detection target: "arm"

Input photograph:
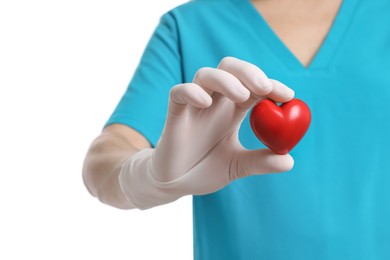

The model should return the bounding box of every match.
[82,12,181,210]
[82,124,151,209]
[83,57,295,211]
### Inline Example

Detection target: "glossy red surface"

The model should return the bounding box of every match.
[250,98,311,155]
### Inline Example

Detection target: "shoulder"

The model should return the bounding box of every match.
[172,0,233,12]
[162,0,238,23]
[151,0,242,43]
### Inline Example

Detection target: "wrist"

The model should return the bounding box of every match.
[118,148,185,210]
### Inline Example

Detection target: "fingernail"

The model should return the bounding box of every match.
[263,79,273,92]
[239,88,251,100]
[286,88,295,99]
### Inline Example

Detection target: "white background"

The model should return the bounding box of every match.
[0,1,192,259]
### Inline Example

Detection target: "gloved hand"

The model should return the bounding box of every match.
[119,57,295,209]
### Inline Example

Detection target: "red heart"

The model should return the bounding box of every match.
[250,98,311,155]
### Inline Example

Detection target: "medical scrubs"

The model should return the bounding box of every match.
[106,0,390,259]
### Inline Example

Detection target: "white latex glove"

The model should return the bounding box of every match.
[119,57,295,209]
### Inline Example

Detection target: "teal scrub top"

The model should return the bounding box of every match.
[105,0,390,259]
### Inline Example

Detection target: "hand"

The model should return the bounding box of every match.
[119,57,295,209]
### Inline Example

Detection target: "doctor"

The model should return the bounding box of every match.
[83,0,390,259]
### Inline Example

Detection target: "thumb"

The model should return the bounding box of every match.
[231,149,294,180]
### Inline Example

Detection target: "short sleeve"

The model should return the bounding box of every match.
[104,12,182,147]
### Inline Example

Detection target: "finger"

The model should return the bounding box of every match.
[218,56,273,96]
[237,80,295,110]
[231,149,294,180]
[193,67,250,103]
[162,83,212,157]
[266,79,295,103]
[168,83,212,117]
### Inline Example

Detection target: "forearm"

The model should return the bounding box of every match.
[82,132,140,209]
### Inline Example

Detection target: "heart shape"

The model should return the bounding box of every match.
[250,98,311,155]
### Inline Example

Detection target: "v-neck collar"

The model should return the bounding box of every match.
[235,0,358,72]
